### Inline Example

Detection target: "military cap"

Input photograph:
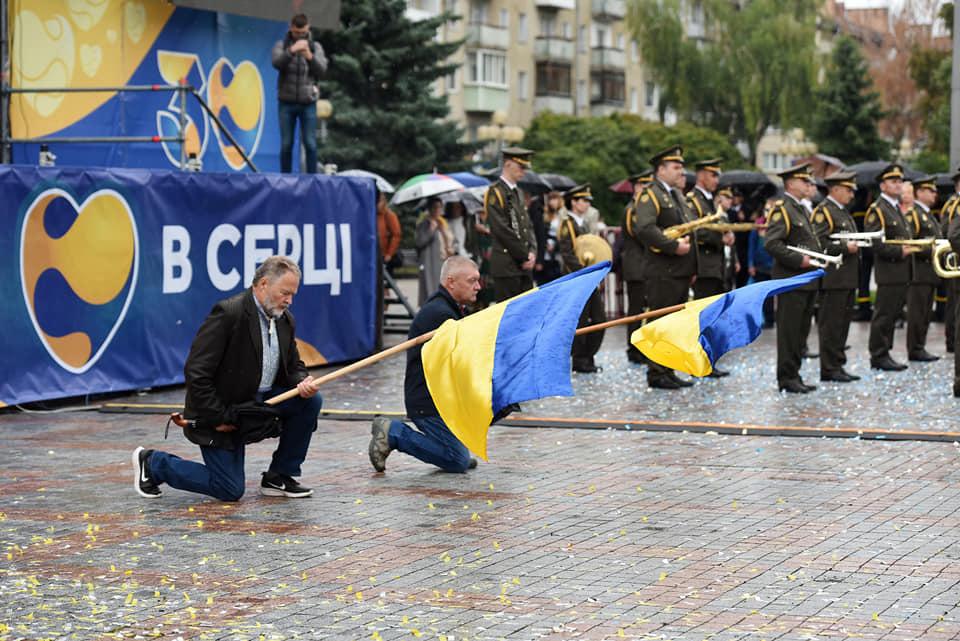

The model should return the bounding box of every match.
[777,162,813,183]
[717,186,734,198]
[876,162,904,183]
[912,174,937,192]
[629,169,654,184]
[694,158,722,174]
[649,144,684,167]
[824,170,857,191]
[949,165,960,182]
[565,183,593,202]
[502,146,534,167]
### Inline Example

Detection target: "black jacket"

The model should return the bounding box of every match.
[906,204,941,286]
[687,187,724,278]
[634,180,698,279]
[486,179,537,278]
[405,286,464,418]
[812,197,859,290]
[183,289,308,448]
[764,195,821,291]
[865,196,911,285]
[271,33,327,104]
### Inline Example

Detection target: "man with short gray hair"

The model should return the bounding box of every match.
[133,255,322,501]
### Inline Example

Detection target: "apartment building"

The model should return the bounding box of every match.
[406,0,674,144]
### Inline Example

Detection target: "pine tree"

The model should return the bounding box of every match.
[315,1,472,184]
[810,36,888,163]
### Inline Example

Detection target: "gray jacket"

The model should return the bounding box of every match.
[271,33,328,104]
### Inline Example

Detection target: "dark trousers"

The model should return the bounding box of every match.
[572,288,605,369]
[907,283,935,355]
[625,279,646,359]
[776,289,817,386]
[693,277,724,299]
[150,388,322,502]
[646,277,690,384]
[388,415,471,473]
[869,284,908,362]
[818,288,854,376]
[946,280,957,350]
[278,101,318,174]
[493,274,534,303]
[753,272,775,324]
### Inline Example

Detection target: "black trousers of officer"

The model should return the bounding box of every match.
[693,277,724,299]
[493,274,534,303]
[868,284,908,362]
[817,289,854,376]
[945,280,957,351]
[646,277,690,384]
[907,282,935,355]
[776,289,817,386]
[625,280,646,360]
[572,288,605,368]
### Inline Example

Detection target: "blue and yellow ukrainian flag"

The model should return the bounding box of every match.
[632,270,825,377]
[422,262,611,460]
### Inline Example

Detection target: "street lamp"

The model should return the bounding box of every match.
[897,136,915,162]
[779,128,817,165]
[477,110,524,163]
[315,99,335,174]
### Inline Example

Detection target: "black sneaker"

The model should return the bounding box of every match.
[260,472,313,498]
[132,447,162,498]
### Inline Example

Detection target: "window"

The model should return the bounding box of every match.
[447,68,457,92]
[577,79,587,108]
[644,81,656,107]
[535,62,571,96]
[562,21,571,39]
[518,13,528,43]
[630,88,638,113]
[444,0,458,13]
[500,8,508,28]
[579,25,587,53]
[594,26,608,48]
[691,0,704,25]
[631,41,639,62]
[518,70,528,101]
[540,11,555,36]
[467,50,508,86]
[590,71,624,104]
[470,1,486,24]
[616,33,625,50]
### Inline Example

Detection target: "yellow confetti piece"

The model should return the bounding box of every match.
[355,499,363,504]
[355,591,363,601]
[471,512,480,521]
[787,574,797,581]
[301,572,308,580]
[872,612,880,621]
[636,486,643,492]
[401,615,409,624]
[486,500,493,506]
[410,629,422,638]
[488,483,494,490]
[492,541,501,550]
[445,588,453,597]
[188,507,195,512]
[427,503,436,510]
[195,520,204,528]
[372,633,383,641]
[206,596,213,605]
[658,572,668,581]
[617,629,625,637]
[439,552,451,563]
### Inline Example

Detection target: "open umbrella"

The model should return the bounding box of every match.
[336,169,394,194]
[441,188,484,215]
[719,170,778,201]
[540,173,577,191]
[392,173,465,205]
[446,171,491,188]
[608,178,636,194]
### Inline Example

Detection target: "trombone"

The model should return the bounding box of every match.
[883,238,938,255]
[829,230,885,247]
[786,245,843,268]
[663,213,725,240]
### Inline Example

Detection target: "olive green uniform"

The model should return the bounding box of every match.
[621,195,647,362]
[687,187,725,298]
[558,214,605,371]
[486,179,537,302]
[864,195,911,365]
[905,203,941,357]
[939,193,960,352]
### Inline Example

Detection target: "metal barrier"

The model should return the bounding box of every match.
[0,81,258,171]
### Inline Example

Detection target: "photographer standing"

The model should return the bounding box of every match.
[272,13,327,173]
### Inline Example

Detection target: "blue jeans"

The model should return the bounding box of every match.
[150,388,323,501]
[278,101,317,174]
[388,415,471,473]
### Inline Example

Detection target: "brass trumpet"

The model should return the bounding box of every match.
[883,238,937,255]
[786,245,842,268]
[663,213,725,240]
[699,222,765,233]
[932,240,960,279]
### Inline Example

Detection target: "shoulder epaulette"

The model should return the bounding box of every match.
[637,186,661,216]
[813,203,835,234]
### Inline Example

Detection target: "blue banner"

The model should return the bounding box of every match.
[9,2,293,172]
[0,165,377,406]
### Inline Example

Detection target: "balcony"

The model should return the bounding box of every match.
[534,95,575,115]
[590,46,625,70]
[463,85,509,113]
[533,36,575,62]
[534,0,576,9]
[466,23,510,50]
[591,102,624,117]
[592,0,626,20]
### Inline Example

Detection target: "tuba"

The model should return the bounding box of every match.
[574,234,613,266]
[933,240,960,278]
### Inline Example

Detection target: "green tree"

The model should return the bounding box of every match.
[315,0,473,185]
[809,36,888,163]
[909,5,952,172]
[626,0,818,164]
[522,113,747,223]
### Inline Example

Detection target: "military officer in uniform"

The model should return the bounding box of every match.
[764,164,822,393]
[811,170,861,382]
[634,145,698,390]
[486,147,538,302]
[905,175,941,362]
[687,159,734,377]
[864,163,911,371]
[622,169,653,364]
[939,167,960,354]
[557,184,606,373]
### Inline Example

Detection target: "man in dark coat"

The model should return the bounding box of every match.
[487,147,538,302]
[864,163,912,371]
[938,168,960,354]
[272,13,327,173]
[764,163,822,393]
[905,175,941,362]
[634,144,698,390]
[621,170,653,364]
[368,256,482,473]
[133,256,322,501]
[812,170,861,382]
